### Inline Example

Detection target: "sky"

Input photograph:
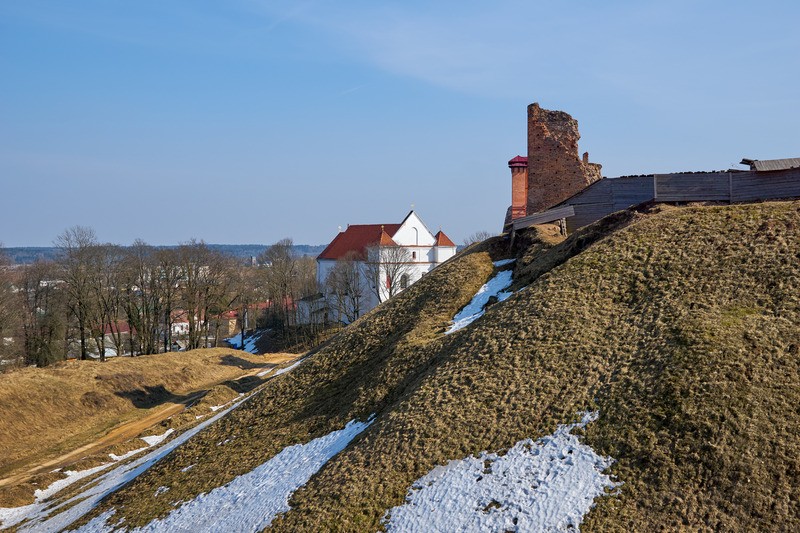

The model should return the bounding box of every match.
[1,0,798,247]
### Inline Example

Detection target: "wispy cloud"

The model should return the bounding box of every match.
[240,1,631,99]
[336,84,366,97]
[242,0,800,108]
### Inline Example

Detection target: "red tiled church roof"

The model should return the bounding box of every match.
[318,223,402,260]
[434,230,456,247]
[378,228,398,246]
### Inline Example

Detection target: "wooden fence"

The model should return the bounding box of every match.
[511,205,574,232]
[512,168,800,233]
[512,167,800,233]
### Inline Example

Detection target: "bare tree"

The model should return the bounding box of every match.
[463,230,493,246]
[205,255,236,348]
[0,247,13,335]
[325,251,366,324]
[229,264,260,351]
[0,246,21,365]
[155,248,182,353]
[295,255,322,343]
[55,226,98,360]
[177,240,232,350]
[295,256,318,307]
[87,244,124,361]
[363,244,413,302]
[259,238,298,340]
[177,240,206,351]
[119,240,161,355]
[18,261,67,366]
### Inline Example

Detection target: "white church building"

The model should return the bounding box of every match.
[312,210,457,324]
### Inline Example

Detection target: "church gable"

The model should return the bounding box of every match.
[391,211,435,247]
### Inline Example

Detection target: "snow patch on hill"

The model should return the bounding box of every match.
[382,412,620,532]
[79,417,374,532]
[274,359,304,376]
[446,264,515,334]
[3,395,251,532]
[140,429,174,447]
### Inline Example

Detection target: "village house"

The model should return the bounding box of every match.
[171,309,190,337]
[313,210,457,324]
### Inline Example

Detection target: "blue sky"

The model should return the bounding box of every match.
[1,0,798,246]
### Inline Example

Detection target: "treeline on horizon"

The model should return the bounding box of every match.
[3,243,327,265]
[0,226,318,368]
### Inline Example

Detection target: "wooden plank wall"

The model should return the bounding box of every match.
[655,172,731,202]
[551,167,800,233]
[732,168,800,202]
[562,176,654,232]
[511,205,575,231]
[611,176,656,211]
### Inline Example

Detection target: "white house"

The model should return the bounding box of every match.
[314,210,457,324]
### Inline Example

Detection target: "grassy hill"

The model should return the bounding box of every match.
[0,348,294,508]
[71,201,800,531]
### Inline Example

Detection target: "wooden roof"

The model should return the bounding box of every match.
[740,158,800,172]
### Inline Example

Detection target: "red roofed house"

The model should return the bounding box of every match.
[315,210,457,323]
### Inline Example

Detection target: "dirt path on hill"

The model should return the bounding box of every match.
[0,352,298,492]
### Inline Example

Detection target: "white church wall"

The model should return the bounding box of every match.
[392,212,435,246]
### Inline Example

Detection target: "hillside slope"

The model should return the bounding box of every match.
[71,201,800,531]
[0,348,291,506]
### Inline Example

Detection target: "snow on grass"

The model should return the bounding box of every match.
[79,417,374,532]
[446,269,514,334]
[33,464,112,502]
[0,502,39,530]
[274,358,304,376]
[108,447,148,462]
[255,357,304,378]
[5,395,252,533]
[140,429,174,447]
[209,394,245,414]
[382,412,620,532]
[0,464,113,529]
[1,421,199,529]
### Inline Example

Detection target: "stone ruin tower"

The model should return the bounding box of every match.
[505,103,602,226]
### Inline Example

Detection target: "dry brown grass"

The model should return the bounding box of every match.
[0,348,274,479]
[75,244,503,529]
[67,201,800,532]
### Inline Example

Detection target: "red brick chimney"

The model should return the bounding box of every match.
[508,155,528,220]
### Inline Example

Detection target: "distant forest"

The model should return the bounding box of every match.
[3,244,327,265]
